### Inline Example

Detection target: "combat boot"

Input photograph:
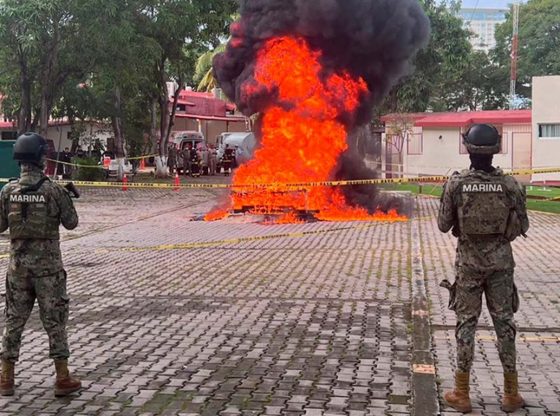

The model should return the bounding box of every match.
[502,372,524,412]
[54,360,82,396]
[0,359,15,396]
[444,371,472,413]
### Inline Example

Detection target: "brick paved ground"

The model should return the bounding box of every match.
[0,188,558,415]
[419,198,560,416]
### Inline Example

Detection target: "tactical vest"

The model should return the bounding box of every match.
[5,179,60,240]
[457,173,511,236]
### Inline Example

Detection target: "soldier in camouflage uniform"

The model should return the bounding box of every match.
[0,133,82,397]
[438,124,529,413]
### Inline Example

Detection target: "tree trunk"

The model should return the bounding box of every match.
[111,87,126,181]
[155,94,169,178]
[39,24,61,139]
[39,92,51,138]
[154,54,183,178]
[153,96,168,178]
[164,78,183,146]
[17,47,32,135]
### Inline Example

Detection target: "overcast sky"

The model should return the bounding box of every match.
[459,0,525,9]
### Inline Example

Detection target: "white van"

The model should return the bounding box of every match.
[216,132,256,166]
[172,131,205,151]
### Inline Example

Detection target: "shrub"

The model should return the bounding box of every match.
[72,157,106,181]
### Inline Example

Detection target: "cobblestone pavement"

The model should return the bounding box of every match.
[418,198,560,416]
[0,188,558,415]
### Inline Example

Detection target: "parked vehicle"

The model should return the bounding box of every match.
[106,159,134,180]
[172,131,205,151]
[216,132,256,167]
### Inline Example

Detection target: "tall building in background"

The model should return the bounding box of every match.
[458,7,508,53]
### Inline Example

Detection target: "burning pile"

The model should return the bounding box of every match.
[208,0,430,222]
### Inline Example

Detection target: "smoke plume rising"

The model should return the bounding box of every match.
[214,0,430,214]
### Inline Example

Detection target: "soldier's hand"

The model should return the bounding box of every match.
[64,182,80,199]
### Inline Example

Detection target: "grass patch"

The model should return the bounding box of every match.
[525,185,560,198]
[383,183,560,214]
[382,183,442,197]
[526,200,560,214]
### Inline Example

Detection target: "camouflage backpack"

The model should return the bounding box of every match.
[457,171,511,237]
[4,178,60,240]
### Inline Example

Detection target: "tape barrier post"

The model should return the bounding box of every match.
[174,173,180,192]
[122,174,128,191]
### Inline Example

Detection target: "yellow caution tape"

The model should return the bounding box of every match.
[128,154,157,160]
[46,158,105,169]
[45,154,157,169]
[2,167,560,189]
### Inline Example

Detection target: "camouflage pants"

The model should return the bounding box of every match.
[2,271,70,362]
[454,268,518,373]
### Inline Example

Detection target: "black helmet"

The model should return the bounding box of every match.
[462,124,501,155]
[13,132,48,163]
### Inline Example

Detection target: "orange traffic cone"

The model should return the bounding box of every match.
[174,173,180,192]
[139,158,146,170]
[122,174,128,191]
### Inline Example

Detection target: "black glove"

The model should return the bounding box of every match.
[64,182,80,199]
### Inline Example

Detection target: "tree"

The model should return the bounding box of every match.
[493,0,560,101]
[380,0,509,114]
[0,0,92,136]
[385,114,414,177]
[194,43,226,92]
[382,0,472,113]
[0,0,237,179]
[136,0,237,177]
[445,51,509,111]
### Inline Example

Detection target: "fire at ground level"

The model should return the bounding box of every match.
[0,186,558,415]
[204,188,413,223]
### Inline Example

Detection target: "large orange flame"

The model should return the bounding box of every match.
[207,36,406,223]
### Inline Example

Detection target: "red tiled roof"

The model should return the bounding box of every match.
[414,110,532,127]
[380,112,442,123]
[0,120,15,129]
[381,110,532,127]
[175,113,248,122]
[178,90,214,99]
[176,99,196,106]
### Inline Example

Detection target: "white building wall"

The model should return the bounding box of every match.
[46,123,113,153]
[402,126,521,177]
[532,76,560,183]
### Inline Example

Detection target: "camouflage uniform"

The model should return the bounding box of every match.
[438,168,529,373]
[0,164,78,362]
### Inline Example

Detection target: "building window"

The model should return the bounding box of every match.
[538,124,560,139]
[460,126,507,154]
[1,131,17,141]
[407,133,423,155]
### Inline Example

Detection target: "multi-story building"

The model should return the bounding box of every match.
[458,7,508,53]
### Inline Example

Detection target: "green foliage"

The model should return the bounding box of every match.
[381,0,509,113]
[0,0,237,155]
[0,0,95,132]
[493,0,560,100]
[194,43,226,92]
[72,157,106,181]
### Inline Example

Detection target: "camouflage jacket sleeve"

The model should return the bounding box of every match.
[510,178,529,234]
[0,185,8,233]
[438,174,460,233]
[51,183,79,230]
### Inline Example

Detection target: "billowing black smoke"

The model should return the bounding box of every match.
[213,0,430,213]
